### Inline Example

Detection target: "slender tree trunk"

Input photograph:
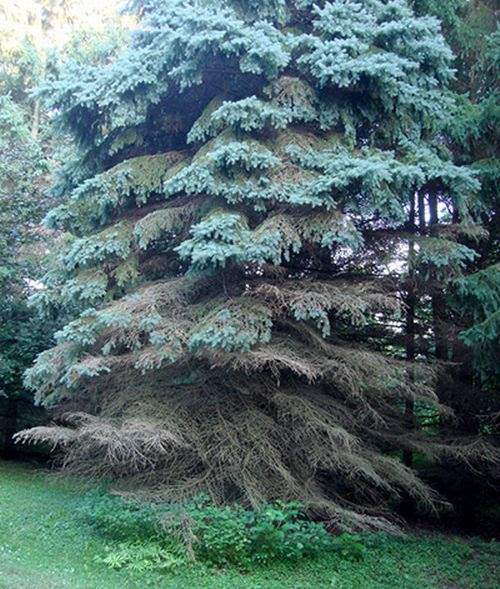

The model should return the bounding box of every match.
[428,194,444,351]
[429,194,449,405]
[3,397,18,458]
[400,193,419,519]
[418,192,426,229]
[448,200,480,435]
[403,193,417,469]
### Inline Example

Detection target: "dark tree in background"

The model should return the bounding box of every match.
[409,0,499,529]
[0,95,50,456]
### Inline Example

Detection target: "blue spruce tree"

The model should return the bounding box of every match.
[18,0,490,529]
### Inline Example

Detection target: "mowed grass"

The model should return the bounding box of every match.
[0,460,498,589]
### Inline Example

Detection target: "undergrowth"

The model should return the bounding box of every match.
[79,491,365,572]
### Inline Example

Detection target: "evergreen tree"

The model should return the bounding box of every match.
[410,0,498,427]
[439,0,499,393]
[407,0,499,527]
[18,0,490,528]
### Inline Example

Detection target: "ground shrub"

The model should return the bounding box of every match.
[80,491,363,571]
[183,496,334,566]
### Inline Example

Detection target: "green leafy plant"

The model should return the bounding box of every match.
[330,533,366,562]
[96,540,186,571]
[185,496,332,566]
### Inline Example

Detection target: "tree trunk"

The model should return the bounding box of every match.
[3,397,18,458]
[428,194,450,407]
[403,193,417,469]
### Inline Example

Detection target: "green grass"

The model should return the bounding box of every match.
[0,460,498,589]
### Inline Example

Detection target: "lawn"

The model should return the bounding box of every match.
[0,460,497,589]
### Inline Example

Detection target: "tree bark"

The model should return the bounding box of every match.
[403,193,417,469]
[428,193,450,409]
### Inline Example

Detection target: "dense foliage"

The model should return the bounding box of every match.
[15,0,498,529]
[0,26,53,454]
[81,492,357,570]
[0,0,128,455]
[412,0,499,403]
[0,95,49,391]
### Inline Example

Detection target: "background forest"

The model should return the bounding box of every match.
[0,0,498,585]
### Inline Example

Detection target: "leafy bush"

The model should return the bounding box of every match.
[81,491,366,571]
[185,496,332,566]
